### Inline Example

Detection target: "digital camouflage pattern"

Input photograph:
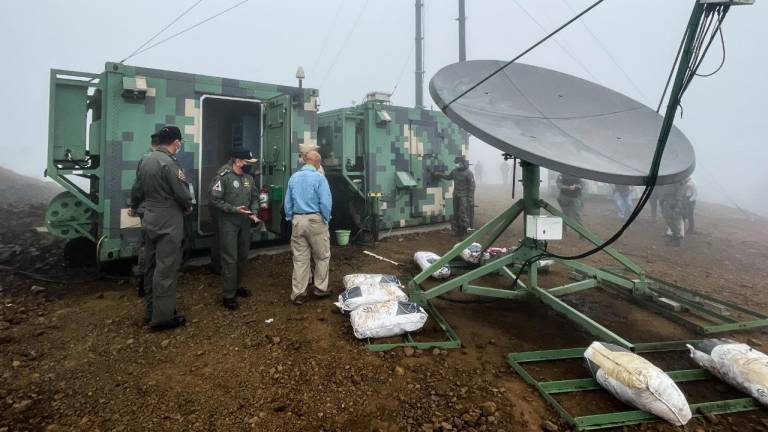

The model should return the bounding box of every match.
[317,99,468,232]
[46,62,318,262]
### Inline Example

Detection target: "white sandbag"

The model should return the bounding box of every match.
[335,283,409,312]
[342,274,401,290]
[414,251,451,279]
[687,339,768,407]
[350,301,428,339]
[459,242,483,264]
[584,341,691,425]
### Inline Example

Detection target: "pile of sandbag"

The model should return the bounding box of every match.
[414,251,451,279]
[335,274,408,312]
[337,273,428,339]
[584,341,691,426]
[350,301,428,339]
[459,242,483,264]
[687,338,768,407]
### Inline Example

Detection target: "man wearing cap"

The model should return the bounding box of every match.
[438,156,475,236]
[129,126,192,330]
[284,150,332,305]
[209,149,261,310]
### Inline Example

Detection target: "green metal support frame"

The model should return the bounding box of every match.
[506,341,760,430]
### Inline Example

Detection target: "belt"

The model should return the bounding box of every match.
[294,212,320,215]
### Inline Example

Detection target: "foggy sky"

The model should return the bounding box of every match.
[0,0,765,215]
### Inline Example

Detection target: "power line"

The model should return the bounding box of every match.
[310,0,348,75]
[319,0,371,88]
[391,49,413,97]
[120,0,204,64]
[559,0,652,105]
[512,0,602,85]
[121,0,251,63]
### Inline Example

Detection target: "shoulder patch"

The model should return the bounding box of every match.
[212,180,222,192]
[177,169,186,181]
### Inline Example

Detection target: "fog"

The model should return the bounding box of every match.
[0,0,765,215]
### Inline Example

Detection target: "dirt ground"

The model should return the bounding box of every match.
[2,184,768,432]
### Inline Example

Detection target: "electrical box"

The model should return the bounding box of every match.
[526,215,563,240]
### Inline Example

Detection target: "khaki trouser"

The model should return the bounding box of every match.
[290,214,330,300]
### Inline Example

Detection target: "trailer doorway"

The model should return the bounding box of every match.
[199,96,263,235]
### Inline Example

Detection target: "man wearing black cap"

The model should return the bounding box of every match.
[209,149,261,310]
[129,125,192,330]
[438,155,476,236]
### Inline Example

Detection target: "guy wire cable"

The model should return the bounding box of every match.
[509,4,732,289]
[120,0,204,64]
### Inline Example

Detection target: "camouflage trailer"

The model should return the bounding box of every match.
[318,93,468,236]
[46,62,318,262]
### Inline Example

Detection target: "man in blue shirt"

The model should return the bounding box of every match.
[284,150,332,305]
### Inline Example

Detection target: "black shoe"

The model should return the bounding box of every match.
[292,292,307,305]
[311,286,331,298]
[235,287,252,298]
[150,315,186,331]
[223,297,239,310]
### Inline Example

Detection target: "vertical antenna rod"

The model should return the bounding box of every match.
[458,0,467,62]
[415,0,424,107]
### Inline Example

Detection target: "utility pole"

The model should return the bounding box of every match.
[458,0,466,62]
[415,0,424,107]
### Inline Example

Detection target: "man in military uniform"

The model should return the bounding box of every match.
[556,173,584,232]
[129,135,159,297]
[210,149,261,310]
[439,156,476,236]
[129,126,192,330]
[661,179,686,246]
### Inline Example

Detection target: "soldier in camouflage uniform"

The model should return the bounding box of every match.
[440,156,475,236]
[556,173,584,232]
[129,126,192,330]
[210,149,261,310]
[661,179,686,246]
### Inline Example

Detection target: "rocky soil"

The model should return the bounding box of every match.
[2,182,768,431]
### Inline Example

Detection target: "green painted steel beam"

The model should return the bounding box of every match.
[413,244,530,301]
[547,279,598,297]
[541,200,643,275]
[410,200,524,286]
[540,369,711,394]
[555,259,635,290]
[499,266,528,290]
[534,287,634,349]
[461,284,530,300]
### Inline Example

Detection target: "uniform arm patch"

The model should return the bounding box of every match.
[212,180,223,193]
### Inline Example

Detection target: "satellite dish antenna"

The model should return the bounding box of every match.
[430,60,695,185]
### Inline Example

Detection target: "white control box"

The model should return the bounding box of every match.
[526,215,563,240]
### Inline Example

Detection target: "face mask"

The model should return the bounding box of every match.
[242,165,253,175]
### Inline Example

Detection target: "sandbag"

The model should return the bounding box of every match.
[414,251,451,279]
[342,274,401,290]
[459,242,483,264]
[687,338,768,407]
[349,301,428,339]
[335,283,409,312]
[584,341,691,425]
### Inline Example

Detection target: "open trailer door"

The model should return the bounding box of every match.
[261,94,292,237]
